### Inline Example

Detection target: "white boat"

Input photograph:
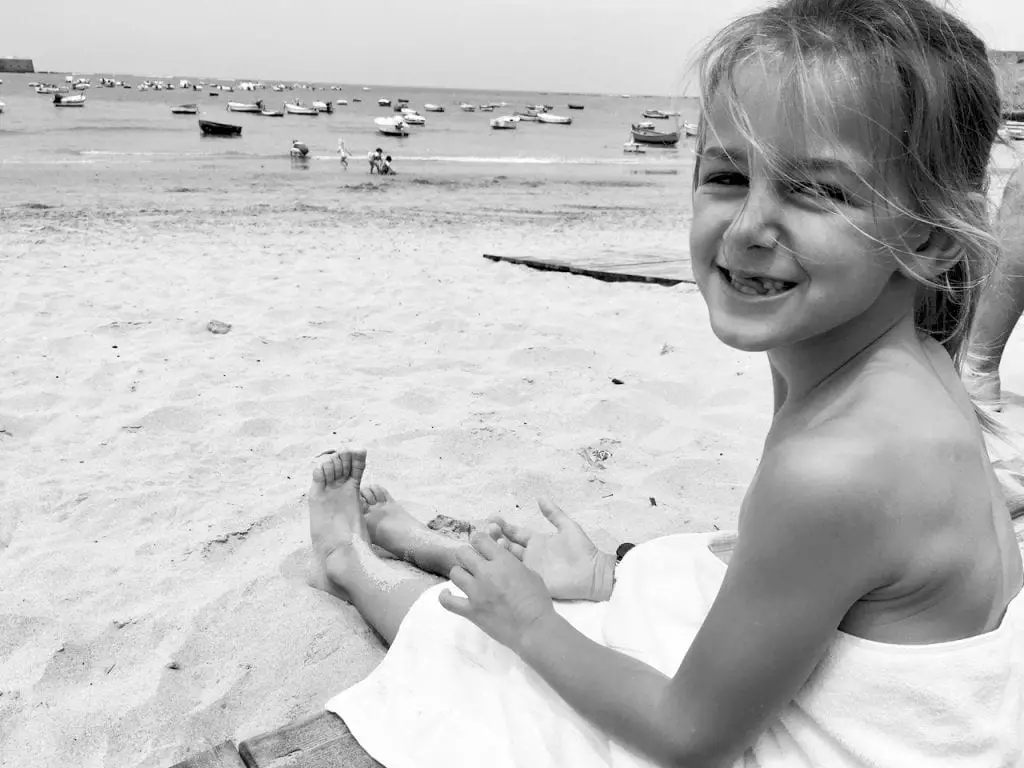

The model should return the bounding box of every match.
[335,99,349,106]
[285,102,319,116]
[490,115,518,130]
[537,113,572,125]
[261,108,285,117]
[226,100,263,113]
[378,98,391,106]
[312,100,334,113]
[400,109,426,125]
[424,103,444,112]
[35,84,60,94]
[459,103,476,112]
[513,111,539,121]
[171,104,199,115]
[374,116,409,136]
[683,122,698,137]
[53,93,86,107]
[622,140,646,154]
[1006,122,1024,141]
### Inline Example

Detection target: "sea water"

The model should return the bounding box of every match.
[0,73,699,178]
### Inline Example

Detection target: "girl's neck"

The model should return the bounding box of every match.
[768,277,918,412]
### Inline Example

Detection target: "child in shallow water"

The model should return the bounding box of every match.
[308,1,1024,765]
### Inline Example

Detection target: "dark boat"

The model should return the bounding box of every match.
[567,103,585,110]
[1004,109,1024,122]
[641,109,671,119]
[199,119,242,137]
[630,123,680,146]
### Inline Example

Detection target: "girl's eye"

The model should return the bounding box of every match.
[790,181,851,205]
[702,171,748,187]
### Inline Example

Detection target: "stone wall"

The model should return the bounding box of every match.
[0,58,35,73]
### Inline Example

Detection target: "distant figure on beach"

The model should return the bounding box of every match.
[964,163,1024,411]
[307,2,1024,767]
[368,147,383,174]
[337,138,351,170]
[379,154,395,176]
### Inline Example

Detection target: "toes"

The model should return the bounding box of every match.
[339,451,352,481]
[311,463,327,487]
[362,484,389,505]
[350,450,367,485]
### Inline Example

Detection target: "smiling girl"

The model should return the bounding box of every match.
[310,1,1024,765]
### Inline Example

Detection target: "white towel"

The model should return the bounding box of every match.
[326,533,1024,767]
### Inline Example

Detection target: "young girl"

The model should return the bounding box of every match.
[308,1,1024,765]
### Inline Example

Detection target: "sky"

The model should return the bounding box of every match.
[6,0,1024,95]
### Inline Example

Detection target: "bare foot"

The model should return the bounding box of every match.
[308,449,372,599]
[964,368,1003,412]
[360,483,429,561]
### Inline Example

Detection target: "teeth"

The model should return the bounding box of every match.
[727,272,792,297]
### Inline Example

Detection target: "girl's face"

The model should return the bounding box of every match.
[690,63,921,354]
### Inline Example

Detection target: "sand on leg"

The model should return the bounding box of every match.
[360,483,465,578]
[309,449,442,646]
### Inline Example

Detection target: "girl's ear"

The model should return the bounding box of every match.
[905,228,962,280]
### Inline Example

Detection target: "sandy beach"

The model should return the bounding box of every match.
[1,143,1022,767]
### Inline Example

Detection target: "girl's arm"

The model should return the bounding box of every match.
[446,435,896,766]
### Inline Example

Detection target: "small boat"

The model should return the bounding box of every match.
[353,97,362,102]
[209,90,220,97]
[1005,122,1024,141]
[226,100,264,113]
[378,98,392,106]
[261,108,285,117]
[641,109,672,119]
[537,113,572,125]
[36,84,60,94]
[490,115,518,130]
[401,110,426,125]
[513,111,539,121]
[630,123,680,146]
[459,103,476,112]
[171,104,199,115]
[397,98,409,104]
[199,119,242,137]
[335,99,349,106]
[623,140,646,154]
[567,103,585,110]
[479,105,495,113]
[374,116,409,136]
[312,100,334,113]
[53,93,87,107]
[0,101,5,115]
[424,103,444,112]
[683,122,698,137]
[285,102,319,116]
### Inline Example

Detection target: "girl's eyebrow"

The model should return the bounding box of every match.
[699,145,861,177]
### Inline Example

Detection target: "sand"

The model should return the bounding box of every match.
[1,147,1022,768]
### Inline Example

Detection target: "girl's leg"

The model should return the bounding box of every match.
[309,449,442,645]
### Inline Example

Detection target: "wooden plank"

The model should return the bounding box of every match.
[167,742,246,768]
[483,253,694,286]
[238,711,381,768]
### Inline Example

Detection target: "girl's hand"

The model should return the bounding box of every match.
[439,531,556,654]
[487,498,617,601]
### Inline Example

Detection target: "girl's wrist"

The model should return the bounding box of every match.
[590,550,619,601]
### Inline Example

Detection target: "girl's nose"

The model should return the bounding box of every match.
[724,183,781,251]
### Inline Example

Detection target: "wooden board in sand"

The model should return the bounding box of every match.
[483,250,695,286]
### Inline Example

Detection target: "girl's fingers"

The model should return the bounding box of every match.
[488,515,533,546]
[439,588,470,616]
[506,540,526,560]
[448,564,474,595]
[470,531,501,559]
[454,545,483,574]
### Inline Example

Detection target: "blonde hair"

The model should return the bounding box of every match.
[694,0,1001,376]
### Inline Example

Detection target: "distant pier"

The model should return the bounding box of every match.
[0,58,34,73]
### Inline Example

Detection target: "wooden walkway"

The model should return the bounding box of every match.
[483,250,694,286]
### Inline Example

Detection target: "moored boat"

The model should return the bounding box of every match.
[567,103,585,110]
[424,103,444,112]
[537,112,572,125]
[312,100,334,113]
[513,111,539,121]
[400,110,426,125]
[226,99,264,113]
[335,99,349,106]
[378,98,392,106]
[53,93,87,107]
[261,108,285,117]
[199,119,242,137]
[623,139,646,153]
[490,115,518,130]
[0,101,5,115]
[630,123,680,145]
[374,116,409,136]
[1005,121,1024,141]
[459,103,476,112]
[285,102,319,116]
[36,84,60,94]
[641,109,671,119]
[171,104,199,115]
[683,122,698,137]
